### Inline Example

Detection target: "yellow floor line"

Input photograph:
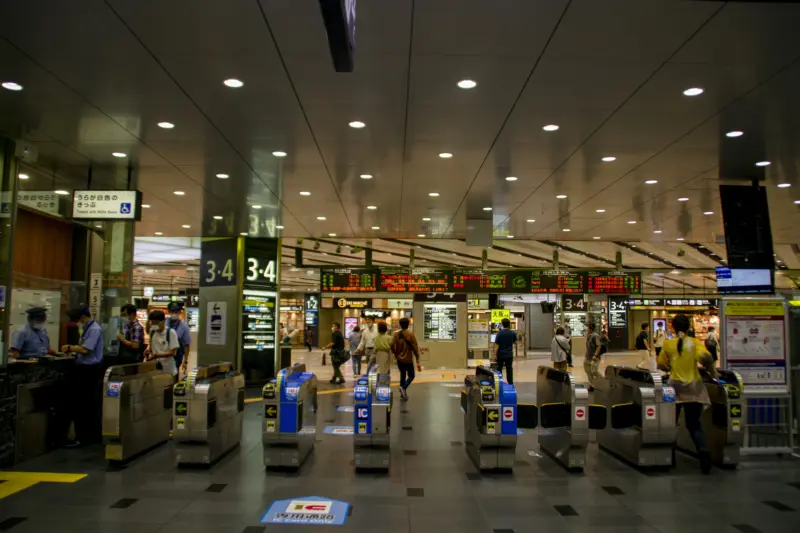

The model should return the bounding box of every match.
[0,471,87,499]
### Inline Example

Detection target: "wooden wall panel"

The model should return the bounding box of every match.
[13,208,74,281]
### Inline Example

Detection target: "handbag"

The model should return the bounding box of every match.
[331,348,350,364]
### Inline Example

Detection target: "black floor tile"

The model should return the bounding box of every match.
[514,460,528,466]
[206,483,227,493]
[402,426,412,430]
[554,505,578,517]
[450,441,461,446]
[732,525,762,533]
[494,530,515,533]
[325,419,335,423]
[401,410,409,413]
[466,473,481,481]
[763,500,794,512]
[0,517,27,531]
[242,527,265,533]
[110,498,138,509]
[602,486,625,495]
[404,450,417,456]
[407,488,424,497]
[789,482,800,490]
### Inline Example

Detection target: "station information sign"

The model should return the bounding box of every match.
[379,269,449,293]
[451,270,530,293]
[585,272,641,294]
[320,268,378,292]
[530,271,584,294]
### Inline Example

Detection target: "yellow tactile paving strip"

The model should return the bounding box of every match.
[0,471,87,499]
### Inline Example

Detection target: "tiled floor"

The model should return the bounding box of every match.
[1,353,799,533]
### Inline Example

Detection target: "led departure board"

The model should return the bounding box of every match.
[380,269,449,293]
[450,270,530,293]
[585,272,641,294]
[530,271,585,294]
[320,268,378,292]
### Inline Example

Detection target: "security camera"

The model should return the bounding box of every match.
[677,248,686,257]
[335,245,342,254]
[313,240,321,250]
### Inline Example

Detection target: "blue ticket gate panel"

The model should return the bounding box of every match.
[353,369,392,470]
[262,363,318,469]
[174,362,245,466]
[462,366,518,471]
[677,368,746,467]
[596,366,676,468]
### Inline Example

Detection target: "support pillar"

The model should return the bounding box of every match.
[0,137,17,363]
[99,220,135,358]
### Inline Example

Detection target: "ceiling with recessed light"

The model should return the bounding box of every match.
[1,0,800,258]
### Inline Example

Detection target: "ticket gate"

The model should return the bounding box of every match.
[353,369,392,470]
[102,361,174,462]
[462,366,518,471]
[596,366,676,468]
[173,362,245,466]
[676,368,745,467]
[262,363,318,469]
[536,366,606,471]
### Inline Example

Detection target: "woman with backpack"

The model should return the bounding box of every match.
[390,317,420,400]
[323,322,347,384]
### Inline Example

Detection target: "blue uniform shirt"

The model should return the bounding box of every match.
[11,324,50,358]
[167,319,191,349]
[77,319,103,365]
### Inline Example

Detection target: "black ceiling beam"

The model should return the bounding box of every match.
[540,241,619,267]
[613,241,683,269]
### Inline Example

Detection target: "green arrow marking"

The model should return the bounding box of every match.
[488,410,499,421]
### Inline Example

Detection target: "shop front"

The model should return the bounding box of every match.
[626,297,719,346]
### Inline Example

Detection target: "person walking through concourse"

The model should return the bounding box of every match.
[583,322,602,392]
[390,317,420,400]
[493,318,517,384]
[550,327,570,371]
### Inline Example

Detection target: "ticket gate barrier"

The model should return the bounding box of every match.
[462,365,518,471]
[173,362,245,466]
[102,361,174,462]
[353,369,392,470]
[263,363,318,469]
[676,368,745,468]
[596,366,676,468]
[535,366,606,471]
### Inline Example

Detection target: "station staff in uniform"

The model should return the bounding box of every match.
[61,306,104,447]
[10,307,56,358]
[166,302,191,377]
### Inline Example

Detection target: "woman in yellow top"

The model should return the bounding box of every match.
[657,314,717,474]
[369,321,393,374]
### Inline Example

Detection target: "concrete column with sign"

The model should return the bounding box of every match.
[0,137,18,363]
[197,238,241,368]
[98,221,135,358]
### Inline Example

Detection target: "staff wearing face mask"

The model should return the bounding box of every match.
[10,307,57,359]
[144,310,179,380]
[61,306,104,447]
[117,304,145,363]
[166,302,191,377]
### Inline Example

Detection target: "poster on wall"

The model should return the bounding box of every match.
[344,317,359,339]
[206,301,227,345]
[468,316,489,350]
[423,303,457,340]
[723,300,787,387]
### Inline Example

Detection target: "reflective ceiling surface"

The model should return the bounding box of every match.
[1,1,800,255]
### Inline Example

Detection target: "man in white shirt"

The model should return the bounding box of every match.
[357,316,378,360]
[144,310,179,379]
[654,322,666,357]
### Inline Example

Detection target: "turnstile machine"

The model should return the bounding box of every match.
[536,366,605,470]
[102,361,174,462]
[677,368,745,467]
[173,362,245,466]
[353,369,392,470]
[263,363,318,469]
[462,366,518,471]
[596,365,676,467]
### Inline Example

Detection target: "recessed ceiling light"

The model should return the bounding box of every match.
[676,237,685,241]
[95,224,102,229]
[240,232,248,236]
[142,204,151,208]
[556,194,567,199]
[422,217,432,221]
[777,183,791,188]
[795,200,800,205]
[593,236,601,240]
[526,219,535,223]
[543,124,559,132]
[276,225,284,229]
[215,173,229,179]
[678,197,689,202]
[272,151,287,157]
[628,220,637,224]
[154,232,163,236]
[438,152,453,159]
[683,87,704,96]
[703,211,714,215]
[2,82,23,91]
[317,216,327,220]
[601,156,616,162]
[366,205,377,210]
[507,235,514,239]
[252,205,262,209]
[223,78,244,88]
[429,192,440,197]
[417,234,425,237]
[457,79,477,89]
[653,230,662,234]
[213,216,223,220]
[645,180,658,185]
[54,190,69,195]
[112,152,127,158]
[755,161,771,167]
[505,176,518,181]
[359,174,373,179]
[595,209,606,213]
[299,191,311,196]
[371,226,380,230]
[182,224,191,229]
[726,130,743,138]
[348,121,366,129]
[483,207,492,211]
[562,228,571,232]
[18,173,29,180]
[157,121,175,129]
[328,233,337,237]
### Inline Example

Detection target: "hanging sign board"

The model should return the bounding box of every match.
[72,190,143,221]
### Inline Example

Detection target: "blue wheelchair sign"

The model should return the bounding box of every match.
[120,202,131,214]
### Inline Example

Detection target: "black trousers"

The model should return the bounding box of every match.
[496,358,513,384]
[70,364,103,444]
[676,402,707,453]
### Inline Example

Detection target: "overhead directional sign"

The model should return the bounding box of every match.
[72,189,142,220]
